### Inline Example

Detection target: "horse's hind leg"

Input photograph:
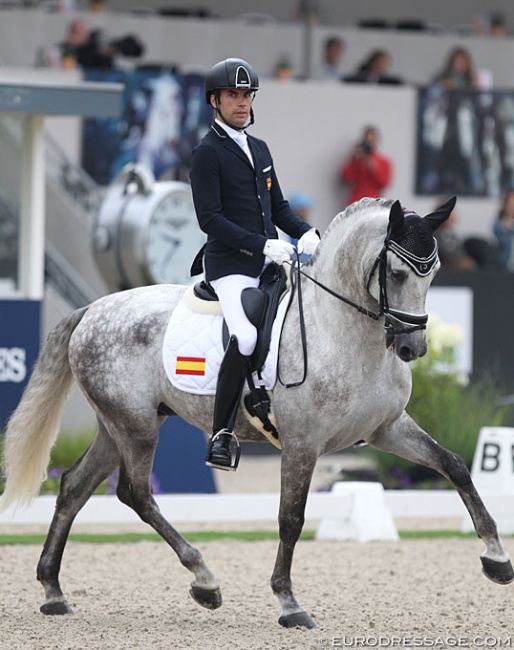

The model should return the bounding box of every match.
[113,416,222,610]
[370,412,514,585]
[37,421,120,615]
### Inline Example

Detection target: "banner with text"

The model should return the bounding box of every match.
[0,300,40,429]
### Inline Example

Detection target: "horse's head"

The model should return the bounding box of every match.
[368,196,455,362]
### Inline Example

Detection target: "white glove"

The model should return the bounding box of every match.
[263,239,296,264]
[297,228,320,256]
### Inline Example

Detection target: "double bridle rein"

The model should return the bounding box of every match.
[279,235,438,388]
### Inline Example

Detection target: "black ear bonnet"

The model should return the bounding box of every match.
[386,197,456,276]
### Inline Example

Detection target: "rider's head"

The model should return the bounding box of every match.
[204,57,260,130]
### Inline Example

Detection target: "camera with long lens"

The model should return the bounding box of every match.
[360,139,373,154]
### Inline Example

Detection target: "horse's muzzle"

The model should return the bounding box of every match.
[384,311,428,362]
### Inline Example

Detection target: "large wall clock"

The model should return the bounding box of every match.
[93,163,205,292]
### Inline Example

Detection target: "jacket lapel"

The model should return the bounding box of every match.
[211,123,254,168]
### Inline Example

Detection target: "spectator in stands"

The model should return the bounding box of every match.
[288,192,314,221]
[434,204,479,270]
[89,0,108,11]
[435,198,502,270]
[344,48,403,85]
[431,46,477,89]
[314,35,345,82]
[48,18,144,70]
[340,125,393,205]
[493,190,514,270]
[273,56,294,80]
[489,12,507,38]
[282,192,316,255]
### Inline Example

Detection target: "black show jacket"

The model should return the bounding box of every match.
[189,122,312,281]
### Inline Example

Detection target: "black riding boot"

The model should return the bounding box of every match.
[206,335,248,471]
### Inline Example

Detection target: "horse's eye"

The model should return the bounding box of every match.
[390,268,407,282]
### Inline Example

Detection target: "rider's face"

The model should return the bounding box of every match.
[212,88,254,129]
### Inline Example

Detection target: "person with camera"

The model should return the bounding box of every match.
[48,18,144,70]
[340,125,393,206]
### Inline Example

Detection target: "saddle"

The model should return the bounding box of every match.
[193,262,287,375]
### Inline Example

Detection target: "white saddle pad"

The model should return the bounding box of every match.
[162,286,290,395]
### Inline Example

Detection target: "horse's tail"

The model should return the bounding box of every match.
[0,306,89,511]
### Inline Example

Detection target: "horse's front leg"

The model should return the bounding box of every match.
[270,444,318,629]
[370,412,514,584]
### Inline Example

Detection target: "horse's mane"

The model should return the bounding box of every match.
[305,197,395,268]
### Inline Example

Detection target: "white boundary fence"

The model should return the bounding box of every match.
[2,482,513,540]
[4,428,514,540]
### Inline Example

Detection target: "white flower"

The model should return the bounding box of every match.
[413,313,468,379]
[427,314,464,353]
[455,371,470,386]
[441,324,464,348]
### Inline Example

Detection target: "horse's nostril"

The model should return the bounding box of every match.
[398,345,413,362]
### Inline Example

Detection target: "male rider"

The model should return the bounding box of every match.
[189,57,320,470]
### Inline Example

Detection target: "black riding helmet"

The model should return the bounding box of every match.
[205,57,260,128]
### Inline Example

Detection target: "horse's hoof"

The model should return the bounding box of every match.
[481,556,514,585]
[40,600,74,615]
[278,611,316,629]
[189,585,222,610]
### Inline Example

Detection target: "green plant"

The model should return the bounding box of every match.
[369,314,511,488]
[48,429,96,469]
[0,429,161,496]
[0,429,98,496]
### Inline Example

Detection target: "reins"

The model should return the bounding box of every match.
[278,250,381,389]
[292,262,381,321]
[277,253,309,388]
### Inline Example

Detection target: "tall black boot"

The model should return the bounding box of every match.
[206,335,248,471]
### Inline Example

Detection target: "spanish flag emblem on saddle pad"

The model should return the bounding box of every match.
[175,356,206,376]
[162,286,289,396]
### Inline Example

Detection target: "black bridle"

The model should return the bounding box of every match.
[278,236,437,388]
[368,238,436,336]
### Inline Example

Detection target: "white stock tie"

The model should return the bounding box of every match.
[235,133,254,167]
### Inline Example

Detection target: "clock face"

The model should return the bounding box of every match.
[146,190,205,285]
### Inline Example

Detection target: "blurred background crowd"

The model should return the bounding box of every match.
[2,0,514,270]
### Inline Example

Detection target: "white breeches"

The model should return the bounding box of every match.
[210,274,260,356]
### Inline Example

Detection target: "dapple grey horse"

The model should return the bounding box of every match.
[1,197,512,629]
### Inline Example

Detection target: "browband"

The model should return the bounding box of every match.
[387,239,439,277]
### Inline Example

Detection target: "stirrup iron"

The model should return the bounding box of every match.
[205,430,241,472]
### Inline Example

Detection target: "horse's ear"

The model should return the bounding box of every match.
[423,196,457,232]
[388,200,405,237]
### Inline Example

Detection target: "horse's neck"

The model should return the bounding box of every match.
[309,213,383,311]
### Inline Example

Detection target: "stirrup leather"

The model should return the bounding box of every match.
[205,430,241,472]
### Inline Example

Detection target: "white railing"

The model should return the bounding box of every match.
[0,485,501,529]
[2,484,512,540]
